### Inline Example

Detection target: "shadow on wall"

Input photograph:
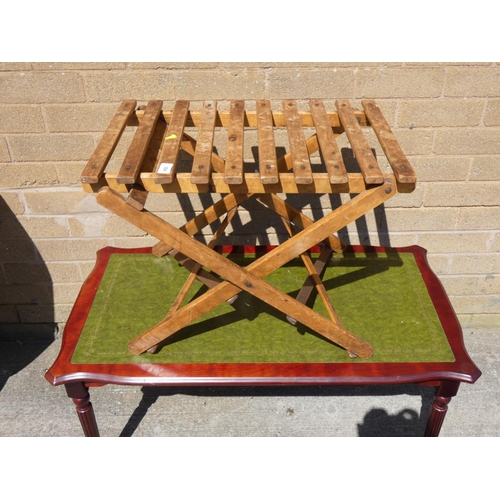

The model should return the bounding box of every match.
[0,196,55,391]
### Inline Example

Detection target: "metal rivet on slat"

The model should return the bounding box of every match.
[198,165,204,170]
[385,187,392,194]
[334,165,340,169]
[229,135,237,141]
[91,164,97,169]
[125,165,131,171]
[245,282,253,288]
[231,165,237,170]
[266,164,272,170]
[300,165,306,170]
[368,165,374,169]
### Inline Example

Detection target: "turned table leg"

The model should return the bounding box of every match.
[424,380,461,437]
[65,382,100,437]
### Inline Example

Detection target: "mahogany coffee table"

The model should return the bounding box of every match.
[45,245,481,436]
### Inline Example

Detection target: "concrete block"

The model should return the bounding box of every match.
[457,207,500,230]
[17,216,69,238]
[32,63,127,70]
[0,72,85,103]
[434,128,500,155]
[101,215,147,237]
[426,253,451,275]
[108,236,158,249]
[45,262,81,283]
[17,304,55,323]
[424,182,500,207]
[383,207,459,232]
[53,283,81,304]
[484,99,500,126]
[0,192,24,215]
[174,69,266,100]
[388,129,434,155]
[266,68,355,100]
[35,238,110,261]
[0,138,10,162]
[44,103,120,132]
[0,63,31,71]
[24,191,89,215]
[478,275,500,294]
[0,284,52,305]
[450,253,500,274]
[410,156,469,182]
[444,68,500,97]
[0,105,45,133]
[85,72,177,102]
[0,240,37,263]
[3,262,53,285]
[355,68,445,98]
[55,163,86,185]
[8,134,95,162]
[0,305,18,323]
[439,276,480,296]
[489,233,500,252]
[469,156,500,181]
[417,232,490,253]
[0,164,59,188]
[450,295,500,314]
[398,99,483,127]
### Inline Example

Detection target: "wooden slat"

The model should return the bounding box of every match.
[191,101,217,184]
[257,100,279,184]
[335,100,384,185]
[309,100,348,184]
[154,100,190,184]
[224,100,245,184]
[283,100,313,184]
[362,100,417,184]
[81,100,136,183]
[117,100,163,184]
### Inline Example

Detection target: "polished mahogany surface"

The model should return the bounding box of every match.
[45,246,481,388]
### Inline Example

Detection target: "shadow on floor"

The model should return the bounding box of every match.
[118,384,435,437]
[0,339,54,391]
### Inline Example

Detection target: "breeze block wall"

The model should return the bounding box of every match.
[0,62,499,338]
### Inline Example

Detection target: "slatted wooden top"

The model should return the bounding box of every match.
[81,99,416,195]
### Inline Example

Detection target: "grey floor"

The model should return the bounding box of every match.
[0,327,498,437]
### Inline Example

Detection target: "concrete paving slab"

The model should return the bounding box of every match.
[0,328,498,437]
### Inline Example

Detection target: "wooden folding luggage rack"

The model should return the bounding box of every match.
[81,98,417,359]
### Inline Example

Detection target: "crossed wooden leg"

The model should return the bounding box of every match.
[96,179,396,358]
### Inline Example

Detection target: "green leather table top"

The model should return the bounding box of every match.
[71,250,455,365]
